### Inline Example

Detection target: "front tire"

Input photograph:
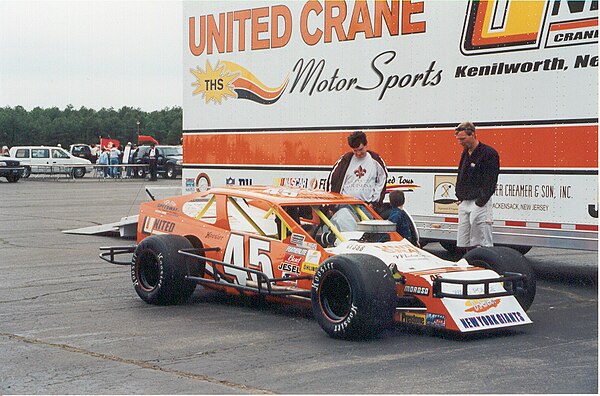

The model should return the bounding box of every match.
[311,254,397,339]
[6,174,20,183]
[136,167,146,179]
[22,166,31,178]
[131,235,198,305]
[464,247,536,311]
[72,167,86,178]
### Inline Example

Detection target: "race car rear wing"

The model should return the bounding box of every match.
[432,272,528,299]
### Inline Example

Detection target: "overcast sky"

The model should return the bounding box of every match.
[0,1,182,111]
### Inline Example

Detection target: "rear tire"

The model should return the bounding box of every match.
[464,247,536,311]
[131,234,198,305]
[72,167,86,178]
[311,254,396,339]
[166,165,176,179]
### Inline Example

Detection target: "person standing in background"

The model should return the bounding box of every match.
[454,121,500,254]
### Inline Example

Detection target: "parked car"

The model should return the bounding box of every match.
[10,146,92,178]
[131,145,182,179]
[0,155,24,182]
[70,144,97,163]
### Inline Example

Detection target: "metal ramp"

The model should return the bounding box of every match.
[63,215,139,238]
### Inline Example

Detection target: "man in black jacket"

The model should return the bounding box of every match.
[454,122,499,252]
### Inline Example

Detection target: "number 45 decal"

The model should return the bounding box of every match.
[222,234,274,286]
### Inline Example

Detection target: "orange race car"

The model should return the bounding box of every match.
[100,186,536,339]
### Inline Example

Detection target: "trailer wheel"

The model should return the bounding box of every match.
[131,234,198,305]
[464,247,536,311]
[311,254,396,339]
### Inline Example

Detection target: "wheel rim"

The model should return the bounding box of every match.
[167,167,174,178]
[136,250,161,291]
[319,270,352,322]
[23,167,31,177]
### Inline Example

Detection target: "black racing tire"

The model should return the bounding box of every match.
[440,240,458,254]
[6,174,20,183]
[22,166,31,178]
[131,234,198,305]
[72,167,86,178]
[311,254,397,339]
[464,247,536,311]
[499,244,533,255]
[135,167,146,179]
[165,165,177,179]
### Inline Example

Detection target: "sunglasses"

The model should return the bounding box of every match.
[455,127,474,132]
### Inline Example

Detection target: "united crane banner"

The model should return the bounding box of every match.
[183,0,598,131]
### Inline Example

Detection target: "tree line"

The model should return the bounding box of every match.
[0,105,182,148]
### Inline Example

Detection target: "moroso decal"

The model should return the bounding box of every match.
[404,285,430,296]
[462,0,598,55]
[191,60,289,105]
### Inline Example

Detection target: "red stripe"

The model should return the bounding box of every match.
[550,18,598,31]
[505,221,527,227]
[445,217,459,223]
[576,224,598,231]
[539,222,562,229]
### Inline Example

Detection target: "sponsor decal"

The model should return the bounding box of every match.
[302,262,318,275]
[426,313,446,328]
[459,311,526,329]
[157,200,178,213]
[465,298,501,313]
[226,177,253,186]
[399,312,426,326]
[142,216,176,235]
[404,285,430,296]
[461,0,597,55]
[185,178,196,192]
[285,245,308,256]
[195,173,211,192]
[205,231,224,241]
[278,262,301,275]
[274,177,324,190]
[290,233,306,246]
[434,175,458,215]
[191,60,289,105]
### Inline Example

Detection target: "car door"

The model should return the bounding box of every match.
[50,148,72,172]
[31,148,51,172]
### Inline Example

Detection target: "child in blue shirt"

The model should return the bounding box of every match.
[388,190,414,245]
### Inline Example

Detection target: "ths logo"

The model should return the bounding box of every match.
[191,60,288,105]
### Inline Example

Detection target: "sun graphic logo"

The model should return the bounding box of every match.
[191,60,289,106]
[191,61,239,104]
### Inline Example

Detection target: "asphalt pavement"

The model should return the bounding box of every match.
[0,177,597,394]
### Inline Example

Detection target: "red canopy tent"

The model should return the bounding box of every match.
[138,135,159,145]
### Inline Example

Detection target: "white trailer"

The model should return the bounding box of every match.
[182,0,598,252]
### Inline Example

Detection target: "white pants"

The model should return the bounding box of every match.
[457,199,493,248]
